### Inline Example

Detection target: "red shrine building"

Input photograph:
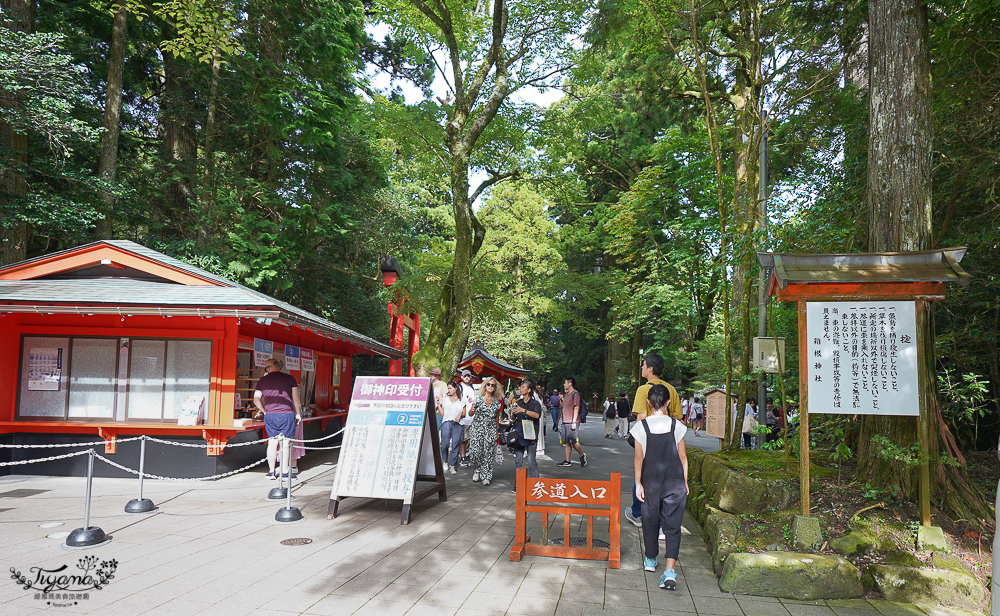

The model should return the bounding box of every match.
[0,240,404,476]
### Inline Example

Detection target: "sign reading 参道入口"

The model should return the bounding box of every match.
[806,301,918,416]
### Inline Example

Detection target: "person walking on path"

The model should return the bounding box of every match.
[625,352,680,526]
[254,358,302,480]
[547,389,561,431]
[457,369,477,467]
[532,383,547,457]
[633,384,688,590]
[616,392,632,438]
[558,378,588,468]
[467,376,503,486]
[689,395,704,436]
[430,367,448,431]
[438,380,467,475]
[604,395,617,438]
[510,378,542,493]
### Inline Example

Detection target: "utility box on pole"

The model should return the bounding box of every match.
[752,337,786,373]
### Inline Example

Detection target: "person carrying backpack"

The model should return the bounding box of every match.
[604,395,617,438]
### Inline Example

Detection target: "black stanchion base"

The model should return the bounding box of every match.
[124,498,157,514]
[267,488,288,500]
[63,526,108,548]
[275,507,303,522]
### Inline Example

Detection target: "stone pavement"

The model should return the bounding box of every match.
[0,419,981,616]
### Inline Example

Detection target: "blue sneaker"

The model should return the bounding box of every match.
[660,568,677,590]
[643,557,657,572]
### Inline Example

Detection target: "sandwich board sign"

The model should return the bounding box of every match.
[327,376,446,524]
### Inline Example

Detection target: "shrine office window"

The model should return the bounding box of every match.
[16,336,212,422]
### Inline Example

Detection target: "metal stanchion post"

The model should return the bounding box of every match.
[275,432,303,522]
[267,435,288,500]
[63,450,111,549]
[125,435,156,513]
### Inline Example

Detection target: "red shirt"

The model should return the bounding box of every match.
[561,390,581,422]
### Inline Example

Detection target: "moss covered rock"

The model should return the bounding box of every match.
[883,550,924,567]
[830,531,875,557]
[916,525,951,552]
[764,479,799,512]
[719,552,863,600]
[931,551,972,577]
[703,507,740,574]
[864,565,987,611]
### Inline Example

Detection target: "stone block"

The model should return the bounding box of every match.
[830,531,875,557]
[931,551,972,577]
[917,525,951,552]
[703,507,740,574]
[763,479,799,512]
[719,551,863,600]
[864,565,987,612]
[791,514,823,551]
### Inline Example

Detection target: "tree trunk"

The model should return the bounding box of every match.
[159,41,196,221]
[0,0,34,264]
[95,5,128,239]
[859,0,992,528]
[605,335,630,399]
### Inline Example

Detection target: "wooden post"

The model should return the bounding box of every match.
[915,300,932,526]
[798,300,810,515]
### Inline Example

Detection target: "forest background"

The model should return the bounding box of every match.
[0,0,997,521]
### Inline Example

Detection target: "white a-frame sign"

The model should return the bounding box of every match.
[327,376,447,524]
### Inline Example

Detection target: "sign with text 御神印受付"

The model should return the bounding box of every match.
[330,377,435,503]
[806,301,919,416]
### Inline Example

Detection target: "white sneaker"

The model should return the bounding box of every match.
[472,471,480,482]
[449,467,457,475]
[482,480,490,486]
[659,530,665,540]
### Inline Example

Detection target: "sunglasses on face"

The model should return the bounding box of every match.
[485,383,496,388]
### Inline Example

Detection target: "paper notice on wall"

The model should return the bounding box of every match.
[28,348,62,391]
[253,338,273,367]
[284,345,300,370]
[333,359,341,386]
[330,377,434,503]
[300,348,315,372]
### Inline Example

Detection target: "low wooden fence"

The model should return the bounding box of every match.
[509,468,621,568]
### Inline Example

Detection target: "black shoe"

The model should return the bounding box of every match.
[557,460,572,467]
[580,453,588,467]
[605,435,611,439]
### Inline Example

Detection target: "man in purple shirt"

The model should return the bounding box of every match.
[254,358,302,479]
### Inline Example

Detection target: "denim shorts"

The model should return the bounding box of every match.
[264,413,296,439]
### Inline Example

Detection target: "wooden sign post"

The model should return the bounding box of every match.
[327,376,447,524]
[758,249,970,524]
[509,468,621,568]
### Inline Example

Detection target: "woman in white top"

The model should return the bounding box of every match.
[437,380,467,474]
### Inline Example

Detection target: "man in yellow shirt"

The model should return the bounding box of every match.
[625,351,682,526]
[632,353,682,420]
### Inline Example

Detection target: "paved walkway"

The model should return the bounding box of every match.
[0,419,980,615]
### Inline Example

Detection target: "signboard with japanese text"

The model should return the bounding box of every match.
[300,348,315,372]
[284,345,300,371]
[330,377,437,503]
[703,390,727,438]
[806,301,919,416]
[253,338,273,368]
[525,477,611,504]
[27,347,62,391]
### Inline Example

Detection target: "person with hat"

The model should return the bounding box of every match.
[457,369,477,467]
[253,358,302,480]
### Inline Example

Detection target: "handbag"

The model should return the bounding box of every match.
[742,414,759,434]
[504,427,520,447]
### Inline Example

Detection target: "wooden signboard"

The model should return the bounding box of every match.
[509,468,621,568]
[805,301,919,416]
[327,376,446,524]
[703,390,727,439]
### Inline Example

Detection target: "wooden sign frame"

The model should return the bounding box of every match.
[326,377,447,525]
